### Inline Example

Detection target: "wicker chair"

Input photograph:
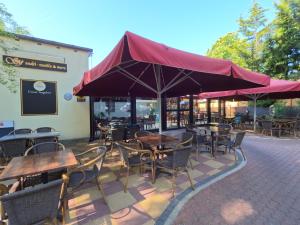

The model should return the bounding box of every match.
[134,130,153,149]
[294,120,300,137]
[35,127,55,133]
[0,179,63,225]
[23,142,66,187]
[215,124,232,154]
[126,125,140,141]
[62,146,107,215]
[229,132,246,160]
[0,139,28,162]
[25,142,65,155]
[178,132,194,169]
[156,145,194,197]
[261,121,279,136]
[116,142,154,191]
[8,128,32,135]
[108,126,126,152]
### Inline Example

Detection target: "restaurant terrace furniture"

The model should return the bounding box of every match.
[8,128,32,135]
[0,139,27,162]
[261,121,280,136]
[116,142,154,191]
[25,142,65,155]
[193,128,212,159]
[126,125,140,141]
[62,146,107,215]
[0,179,63,225]
[294,120,300,137]
[0,131,60,142]
[35,127,55,133]
[134,131,154,149]
[156,145,194,197]
[0,149,77,183]
[108,126,126,154]
[229,132,246,160]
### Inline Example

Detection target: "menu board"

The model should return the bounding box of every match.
[21,79,57,115]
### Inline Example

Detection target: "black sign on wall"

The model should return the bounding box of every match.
[21,79,58,115]
[3,55,67,72]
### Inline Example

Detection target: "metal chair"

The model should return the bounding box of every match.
[25,142,65,155]
[156,145,194,197]
[8,128,32,135]
[134,130,153,150]
[261,121,279,136]
[1,179,63,225]
[229,132,246,160]
[35,127,55,133]
[108,126,126,152]
[0,139,27,162]
[62,146,107,215]
[116,142,154,191]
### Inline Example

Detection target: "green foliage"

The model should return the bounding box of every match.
[0,3,29,93]
[207,32,250,68]
[262,0,300,80]
[249,99,276,107]
[238,2,269,71]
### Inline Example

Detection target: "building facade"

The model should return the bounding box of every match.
[0,34,92,140]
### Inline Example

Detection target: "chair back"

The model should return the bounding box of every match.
[12,128,32,135]
[233,132,246,148]
[0,139,27,158]
[35,127,54,133]
[25,142,65,156]
[261,120,273,129]
[111,127,125,141]
[116,142,130,166]
[180,132,194,147]
[126,125,140,140]
[0,179,63,225]
[172,146,192,168]
[76,146,107,172]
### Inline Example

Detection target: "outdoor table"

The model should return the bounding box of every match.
[0,131,60,142]
[137,133,179,149]
[0,149,77,182]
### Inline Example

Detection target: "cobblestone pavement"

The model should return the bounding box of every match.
[174,135,300,225]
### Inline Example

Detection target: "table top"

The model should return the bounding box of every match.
[137,134,179,147]
[0,131,60,142]
[0,149,77,181]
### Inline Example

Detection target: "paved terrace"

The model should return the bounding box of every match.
[175,135,300,225]
[63,130,238,225]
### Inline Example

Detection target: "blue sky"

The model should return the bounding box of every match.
[2,0,277,67]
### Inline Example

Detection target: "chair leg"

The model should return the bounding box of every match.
[239,147,246,160]
[96,177,107,204]
[172,170,176,198]
[151,161,156,184]
[185,167,194,190]
[188,158,194,170]
[124,167,130,193]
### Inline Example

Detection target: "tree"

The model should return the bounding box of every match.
[207,32,250,68]
[238,1,269,72]
[262,0,300,80]
[0,3,29,93]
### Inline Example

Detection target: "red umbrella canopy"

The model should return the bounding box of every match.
[199,79,300,100]
[74,31,270,98]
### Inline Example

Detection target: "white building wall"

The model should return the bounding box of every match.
[0,37,91,140]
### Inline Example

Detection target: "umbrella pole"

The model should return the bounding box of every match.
[157,93,162,134]
[253,97,257,132]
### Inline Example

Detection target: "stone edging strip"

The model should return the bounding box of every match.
[156,150,247,225]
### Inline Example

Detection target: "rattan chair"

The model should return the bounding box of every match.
[116,142,154,191]
[229,132,246,160]
[62,146,107,216]
[35,127,55,133]
[261,121,279,136]
[108,126,126,152]
[178,132,194,169]
[126,125,140,141]
[8,128,32,135]
[0,139,28,162]
[0,179,63,225]
[23,142,66,187]
[25,142,65,155]
[134,130,153,149]
[156,145,194,197]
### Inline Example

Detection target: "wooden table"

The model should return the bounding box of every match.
[137,134,179,148]
[0,149,77,181]
[0,131,60,142]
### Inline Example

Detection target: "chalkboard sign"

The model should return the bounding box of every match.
[21,79,57,115]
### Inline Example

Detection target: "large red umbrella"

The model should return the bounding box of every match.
[199,79,300,131]
[74,31,270,132]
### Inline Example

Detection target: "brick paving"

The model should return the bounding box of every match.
[174,135,300,225]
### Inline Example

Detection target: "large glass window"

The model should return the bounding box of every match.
[94,97,130,123]
[193,98,207,125]
[166,96,191,129]
[136,98,159,130]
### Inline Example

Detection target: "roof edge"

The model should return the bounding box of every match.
[13,33,93,53]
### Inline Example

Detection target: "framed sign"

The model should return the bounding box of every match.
[21,79,58,115]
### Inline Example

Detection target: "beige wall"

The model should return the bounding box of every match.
[0,37,90,140]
